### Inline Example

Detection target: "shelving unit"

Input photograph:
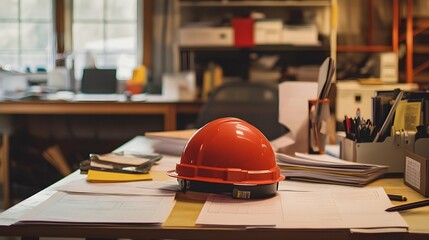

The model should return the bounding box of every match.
[336,0,429,86]
[335,0,399,81]
[337,0,398,53]
[179,1,332,7]
[176,0,337,84]
[401,0,429,86]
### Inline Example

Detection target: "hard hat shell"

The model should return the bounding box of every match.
[167,117,285,198]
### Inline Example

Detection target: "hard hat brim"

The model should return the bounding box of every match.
[167,169,285,185]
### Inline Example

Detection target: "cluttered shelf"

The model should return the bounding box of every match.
[179,44,330,52]
[179,0,332,7]
[177,0,336,83]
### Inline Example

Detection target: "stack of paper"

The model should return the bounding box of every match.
[86,152,161,182]
[276,152,388,186]
[145,129,197,156]
[18,192,176,225]
[196,187,408,231]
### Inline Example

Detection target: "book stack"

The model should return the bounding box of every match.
[145,129,197,156]
[276,152,388,186]
[282,24,319,45]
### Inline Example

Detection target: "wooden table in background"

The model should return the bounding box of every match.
[0,100,203,208]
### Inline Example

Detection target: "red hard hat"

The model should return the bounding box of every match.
[167,117,285,199]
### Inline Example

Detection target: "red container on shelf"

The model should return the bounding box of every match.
[232,18,254,47]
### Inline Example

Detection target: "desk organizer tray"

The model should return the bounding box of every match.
[341,135,429,173]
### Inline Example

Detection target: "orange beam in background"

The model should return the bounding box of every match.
[337,45,393,52]
[406,0,413,83]
[392,0,399,54]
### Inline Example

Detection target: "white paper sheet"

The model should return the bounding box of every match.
[278,81,317,154]
[196,194,283,226]
[113,136,156,155]
[19,192,176,224]
[196,187,408,230]
[0,171,85,226]
[277,187,408,229]
[278,179,359,192]
[56,179,177,196]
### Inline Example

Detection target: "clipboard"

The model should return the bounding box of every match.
[317,57,335,100]
[373,90,404,142]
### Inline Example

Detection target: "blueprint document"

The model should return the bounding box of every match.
[196,187,408,230]
[196,194,282,226]
[18,192,175,224]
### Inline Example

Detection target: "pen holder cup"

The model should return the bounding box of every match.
[308,98,330,154]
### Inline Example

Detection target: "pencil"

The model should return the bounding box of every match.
[385,199,429,212]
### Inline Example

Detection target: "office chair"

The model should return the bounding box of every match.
[80,68,117,94]
[195,81,288,140]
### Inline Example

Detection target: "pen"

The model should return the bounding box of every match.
[387,194,407,202]
[385,199,429,212]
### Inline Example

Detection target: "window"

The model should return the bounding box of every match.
[0,0,54,72]
[72,0,139,80]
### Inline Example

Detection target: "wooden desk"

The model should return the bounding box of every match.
[0,136,428,240]
[0,100,202,131]
[0,100,202,208]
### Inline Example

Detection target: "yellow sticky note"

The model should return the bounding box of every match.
[87,169,152,183]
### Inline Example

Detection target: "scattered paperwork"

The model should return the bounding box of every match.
[196,194,282,227]
[88,152,162,174]
[276,152,388,186]
[95,152,156,165]
[84,151,162,182]
[196,188,408,231]
[277,187,408,229]
[18,192,176,225]
[56,179,177,196]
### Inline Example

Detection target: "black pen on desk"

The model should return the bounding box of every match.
[387,194,407,202]
[385,199,429,212]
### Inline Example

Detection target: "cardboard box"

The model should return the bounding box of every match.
[179,27,233,47]
[404,151,429,197]
[254,19,283,44]
[282,24,319,45]
[380,52,398,83]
